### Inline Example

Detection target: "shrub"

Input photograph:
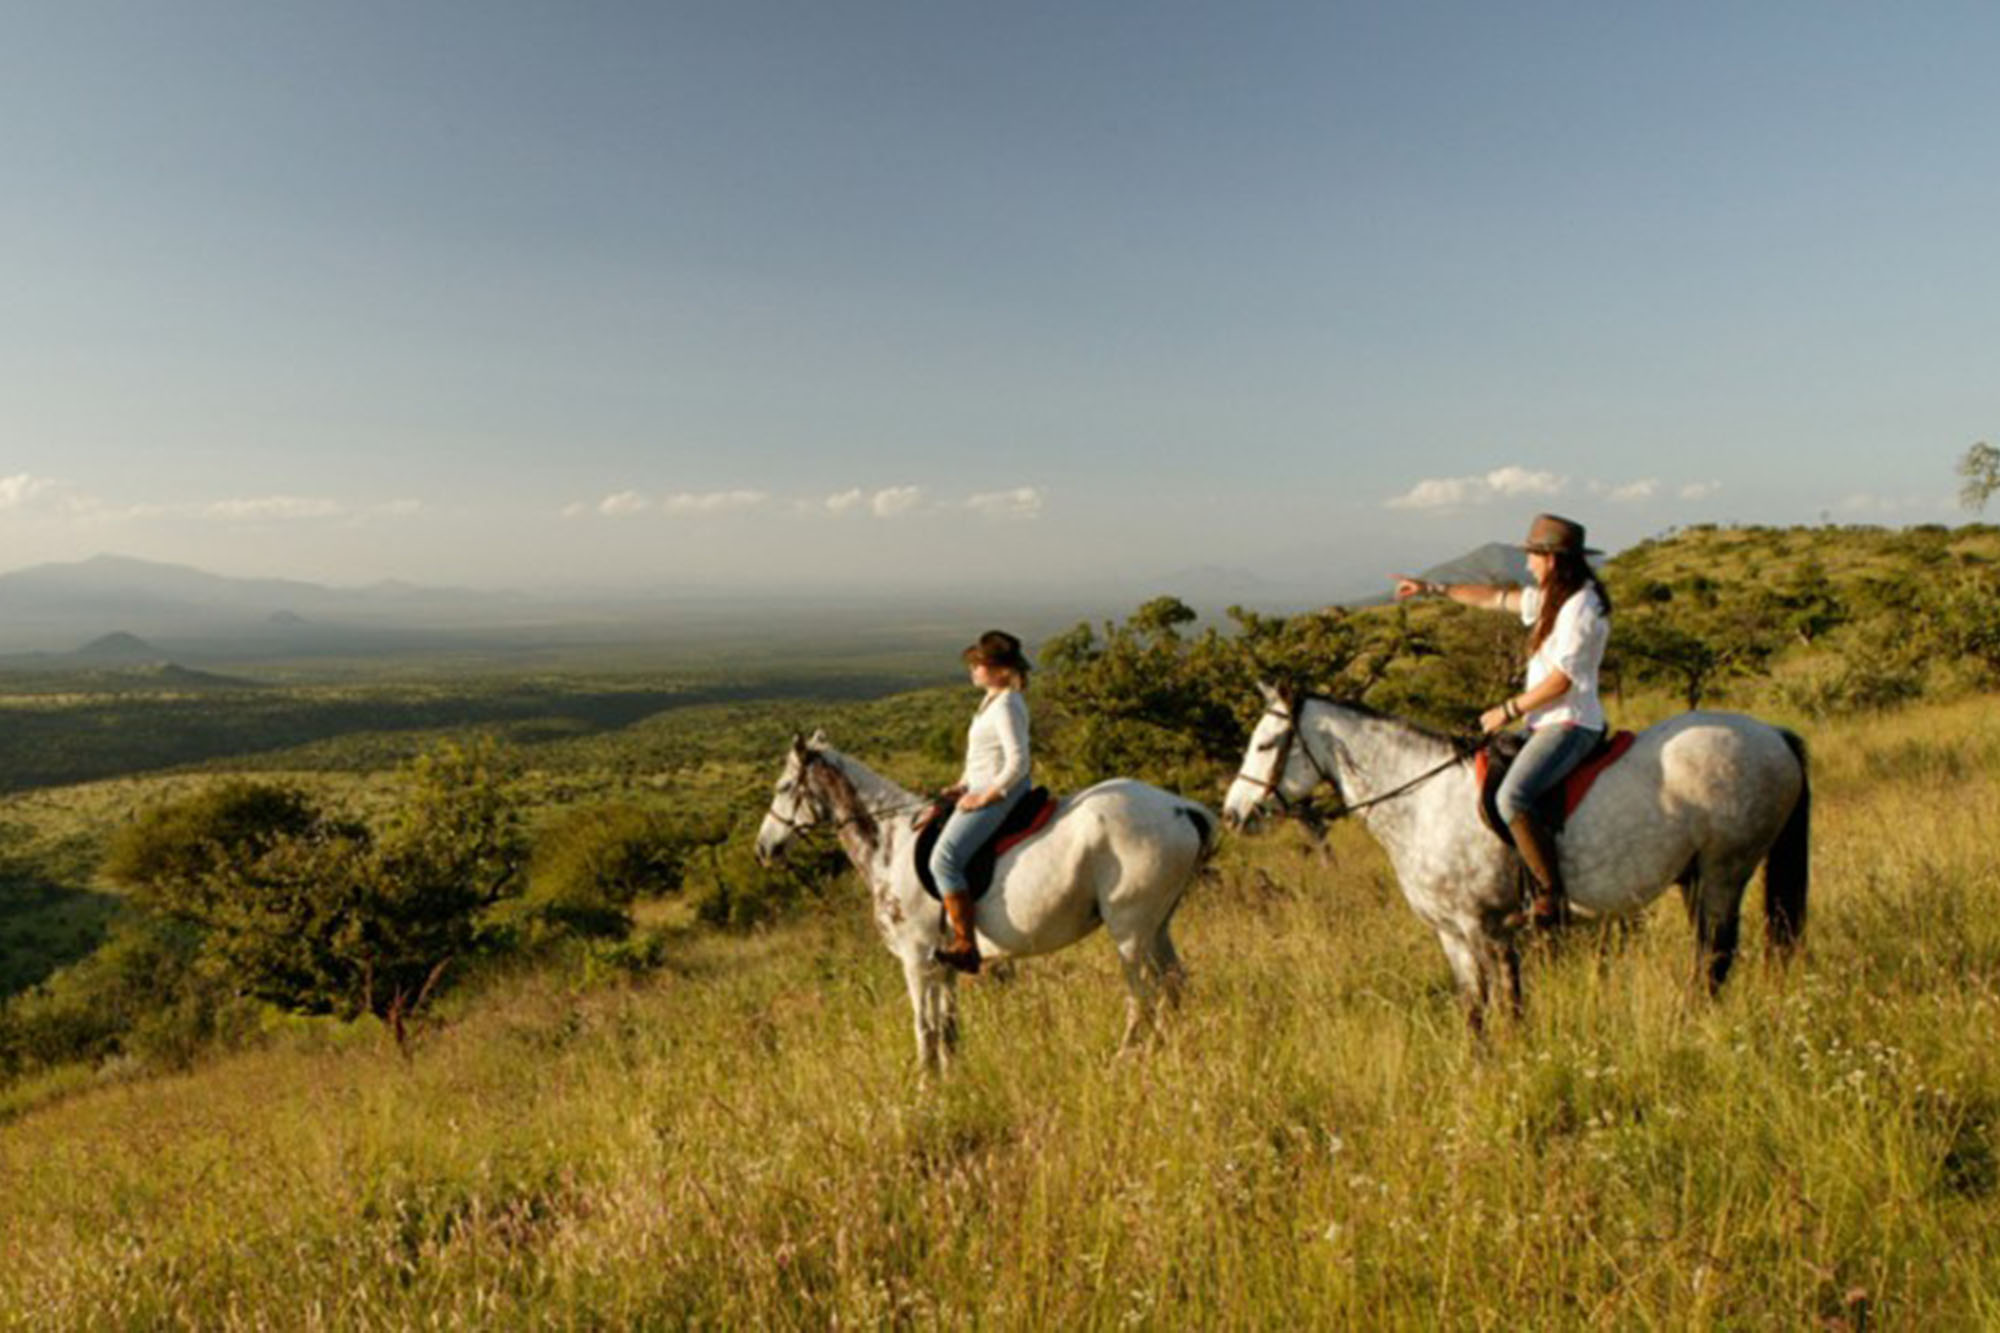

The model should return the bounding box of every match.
[527,804,716,940]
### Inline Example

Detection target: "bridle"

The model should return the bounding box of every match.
[763,747,931,843]
[1236,695,1484,826]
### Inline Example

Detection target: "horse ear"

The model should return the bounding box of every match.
[808,728,829,748]
[790,732,808,757]
[1257,681,1281,705]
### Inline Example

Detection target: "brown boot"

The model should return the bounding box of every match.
[935,894,982,975]
[1507,813,1567,931]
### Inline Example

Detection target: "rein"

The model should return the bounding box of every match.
[1239,700,1485,826]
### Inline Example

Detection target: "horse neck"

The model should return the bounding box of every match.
[812,750,917,871]
[1302,701,1461,812]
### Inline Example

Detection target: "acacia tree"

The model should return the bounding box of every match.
[107,742,528,1042]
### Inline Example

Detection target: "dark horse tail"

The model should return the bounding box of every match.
[1764,729,1811,957]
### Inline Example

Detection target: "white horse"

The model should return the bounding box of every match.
[1222,686,1809,1029]
[755,732,1217,1069]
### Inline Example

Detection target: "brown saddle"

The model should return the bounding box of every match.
[914,788,1056,902]
[1476,730,1636,846]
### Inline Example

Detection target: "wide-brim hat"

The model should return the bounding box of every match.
[1519,512,1602,556]
[963,629,1032,674]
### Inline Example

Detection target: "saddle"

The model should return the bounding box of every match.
[1476,730,1636,847]
[914,788,1057,902]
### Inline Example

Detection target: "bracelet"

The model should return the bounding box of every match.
[1502,698,1519,721]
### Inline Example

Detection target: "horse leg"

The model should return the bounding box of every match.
[1437,930,1492,1034]
[1688,856,1757,996]
[902,955,949,1073]
[1112,932,1164,1055]
[1152,925,1187,1012]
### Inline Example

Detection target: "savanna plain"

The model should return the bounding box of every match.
[4,525,2000,1329]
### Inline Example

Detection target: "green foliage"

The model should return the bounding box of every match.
[1038,599,1456,791]
[105,742,529,1024]
[0,914,254,1081]
[686,824,847,930]
[525,803,720,940]
[105,780,324,918]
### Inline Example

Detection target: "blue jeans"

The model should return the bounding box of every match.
[930,778,1030,899]
[1496,725,1605,823]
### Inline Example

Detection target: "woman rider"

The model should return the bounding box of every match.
[1395,513,1612,929]
[932,630,1033,974]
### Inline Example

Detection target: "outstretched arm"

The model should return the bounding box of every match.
[1393,576,1523,614]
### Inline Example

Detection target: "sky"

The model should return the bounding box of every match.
[3,2,1996,595]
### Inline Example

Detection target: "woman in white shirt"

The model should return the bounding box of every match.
[932,630,1034,973]
[1395,513,1612,930]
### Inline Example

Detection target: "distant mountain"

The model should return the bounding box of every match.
[0,555,531,655]
[74,631,166,662]
[1340,542,1533,608]
[0,554,333,614]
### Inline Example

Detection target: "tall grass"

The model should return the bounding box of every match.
[4,698,1999,1327]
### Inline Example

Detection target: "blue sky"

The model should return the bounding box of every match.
[3,2,1995,592]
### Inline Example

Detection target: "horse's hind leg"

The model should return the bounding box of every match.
[1111,932,1166,1054]
[1688,856,1757,995]
[1152,925,1187,1012]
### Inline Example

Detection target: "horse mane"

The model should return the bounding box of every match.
[1298,693,1479,758]
[802,746,881,847]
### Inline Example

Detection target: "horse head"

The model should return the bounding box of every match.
[1222,683,1323,831]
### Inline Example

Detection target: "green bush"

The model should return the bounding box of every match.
[105,742,530,1027]
[527,804,716,940]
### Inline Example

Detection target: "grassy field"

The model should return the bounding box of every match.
[4,690,1998,1327]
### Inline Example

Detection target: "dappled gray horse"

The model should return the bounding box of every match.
[1223,686,1809,1029]
[757,733,1217,1069]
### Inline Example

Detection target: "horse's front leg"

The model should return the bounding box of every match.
[900,952,956,1073]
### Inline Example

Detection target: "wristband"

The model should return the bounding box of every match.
[1503,698,1519,721]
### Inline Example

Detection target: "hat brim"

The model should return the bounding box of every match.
[1520,542,1604,556]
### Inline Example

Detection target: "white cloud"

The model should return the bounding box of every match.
[204,496,345,521]
[965,486,1044,520]
[870,486,924,518]
[373,499,425,518]
[1590,478,1660,504]
[598,491,652,517]
[660,489,769,515]
[1386,466,1567,511]
[0,474,58,510]
[1679,481,1722,501]
[1486,466,1567,497]
[823,488,865,514]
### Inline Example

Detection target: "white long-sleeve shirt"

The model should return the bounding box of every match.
[1519,583,1610,730]
[960,689,1031,792]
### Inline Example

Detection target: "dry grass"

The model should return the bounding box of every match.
[4,699,1999,1328]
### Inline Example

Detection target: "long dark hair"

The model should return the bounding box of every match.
[1528,551,1612,654]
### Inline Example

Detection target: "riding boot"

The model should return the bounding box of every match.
[935,893,982,975]
[1507,813,1568,931]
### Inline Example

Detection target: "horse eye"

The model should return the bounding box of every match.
[776,780,793,794]
[1256,737,1279,753]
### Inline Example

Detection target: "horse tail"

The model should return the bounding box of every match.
[1177,802,1220,868]
[1764,728,1811,958]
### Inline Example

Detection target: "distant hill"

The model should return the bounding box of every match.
[73,631,166,662]
[1338,542,1534,608]
[0,554,529,656]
